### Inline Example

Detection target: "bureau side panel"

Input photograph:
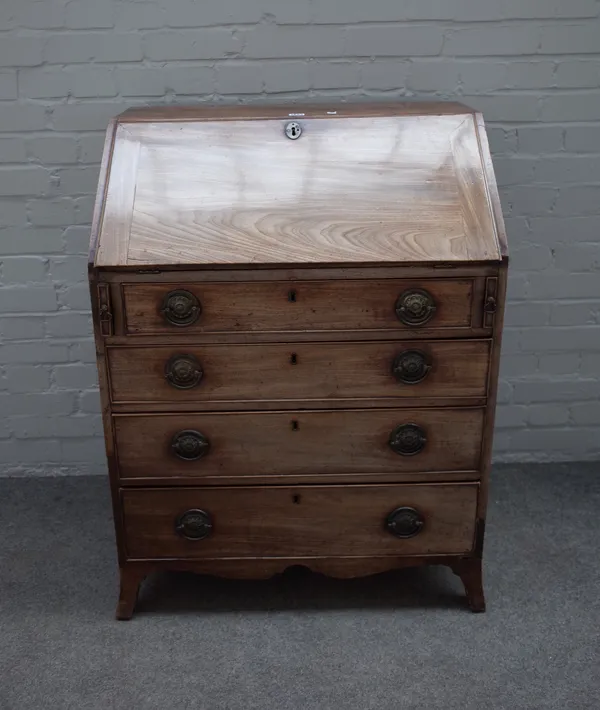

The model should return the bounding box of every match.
[478,258,508,526]
[89,273,127,566]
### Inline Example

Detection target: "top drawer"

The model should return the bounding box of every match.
[122,279,482,335]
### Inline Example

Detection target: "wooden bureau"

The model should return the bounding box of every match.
[89,102,508,619]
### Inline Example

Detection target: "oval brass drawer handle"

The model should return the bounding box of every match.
[392,349,431,384]
[385,507,425,539]
[171,430,210,461]
[389,423,427,456]
[165,354,203,389]
[175,509,213,540]
[395,288,436,326]
[160,289,201,326]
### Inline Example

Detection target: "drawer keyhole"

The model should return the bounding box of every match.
[288,289,297,303]
[291,419,299,431]
[290,352,298,365]
[292,494,301,504]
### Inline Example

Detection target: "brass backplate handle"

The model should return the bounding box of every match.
[171,430,210,461]
[164,354,203,389]
[160,289,201,327]
[395,288,437,326]
[392,349,432,384]
[175,509,213,540]
[385,507,425,539]
[389,423,427,456]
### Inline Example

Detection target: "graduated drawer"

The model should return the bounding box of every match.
[122,279,479,335]
[122,483,478,559]
[107,340,491,404]
[114,408,484,480]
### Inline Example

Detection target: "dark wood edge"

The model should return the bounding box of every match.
[107,330,494,345]
[109,397,488,414]
[475,112,509,259]
[118,101,477,123]
[477,258,508,526]
[97,264,501,281]
[98,259,503,273]
[111,404,486,417]
[88,118,118,272]
[118,471,482,487]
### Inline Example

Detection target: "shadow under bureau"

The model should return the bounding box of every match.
[88,102,508,619]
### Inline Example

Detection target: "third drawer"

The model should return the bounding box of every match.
[114,408,485,480]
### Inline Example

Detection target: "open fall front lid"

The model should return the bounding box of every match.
[93,104,503,268]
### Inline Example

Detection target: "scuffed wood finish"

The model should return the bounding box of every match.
[122,483,478,559]
[94,111,500,267]
[122,279,476,334]
[107,339,491,404]
[113,408,484,478]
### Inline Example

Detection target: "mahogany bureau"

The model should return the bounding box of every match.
[88,102,508,619]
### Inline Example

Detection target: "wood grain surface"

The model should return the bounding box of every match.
[122,278,474,334]
[95,125,140,267]
[113,407,484,478]
[94,112,501,267]
[107,339,491,404]
[122,483,478,559]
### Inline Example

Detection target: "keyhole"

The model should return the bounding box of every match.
[292,494,301,504]
[290,352,298,365]
[291,420,299,431]
[288,289,297,303]
[285,121,302,140]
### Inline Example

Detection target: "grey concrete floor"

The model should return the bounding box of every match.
[1,463,599,710]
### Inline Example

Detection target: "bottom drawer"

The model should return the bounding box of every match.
[122,483,478,559]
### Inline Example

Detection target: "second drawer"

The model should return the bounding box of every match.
[114,408,484,479]
[107,340,491,404]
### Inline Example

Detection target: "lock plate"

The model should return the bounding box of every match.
[285,121,302,140]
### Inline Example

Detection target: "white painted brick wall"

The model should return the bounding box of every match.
[1,0,600,474]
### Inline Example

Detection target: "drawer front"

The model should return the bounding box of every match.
[114,408,484,478]
[122,279,477,334]
[122,483,478,559]
[107,340,491,404]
